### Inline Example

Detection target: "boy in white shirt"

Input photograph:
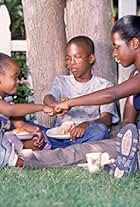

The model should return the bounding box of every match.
[44,35,119,149]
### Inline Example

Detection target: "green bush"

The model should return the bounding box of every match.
[11,52,34,104]
[1,0,34,104]
[2,0,25,40]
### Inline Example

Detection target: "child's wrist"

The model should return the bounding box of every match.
[41,104,45,111]
[67,100,72,108]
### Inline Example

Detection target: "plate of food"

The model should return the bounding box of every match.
[46,121,74,139]
[13,129,34,140]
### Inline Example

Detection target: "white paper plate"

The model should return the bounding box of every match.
[46,127,70,139]
[14,131,33,140]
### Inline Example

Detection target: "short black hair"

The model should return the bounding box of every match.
[66,35,95,54]
[0,53,16,73]
[111,15,140,42]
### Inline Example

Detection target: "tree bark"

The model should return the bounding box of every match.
[65,0,116,83]
[22,0,117,126]
[22,0,66,127]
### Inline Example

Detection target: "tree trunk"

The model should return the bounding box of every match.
[65,0,116,83]
[22,0,66,127]
[22,0,117,126]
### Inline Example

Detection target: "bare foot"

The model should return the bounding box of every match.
[16,158,24,167]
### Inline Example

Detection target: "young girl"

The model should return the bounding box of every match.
[54,15,140,178]
[0,52,54,168]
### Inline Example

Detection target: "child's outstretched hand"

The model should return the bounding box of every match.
[54,100,71,115]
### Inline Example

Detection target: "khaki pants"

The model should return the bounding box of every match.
[21,124,140,171]
[22,138,116,169]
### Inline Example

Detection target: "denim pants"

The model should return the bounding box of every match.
[37,123,110,149]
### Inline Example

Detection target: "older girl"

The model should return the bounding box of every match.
[54,15,140,178]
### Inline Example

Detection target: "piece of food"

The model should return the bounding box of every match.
[55,127,70,136]
[13,128,30,135]
[60,121,74,135]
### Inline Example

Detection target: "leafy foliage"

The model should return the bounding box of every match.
[12,52,28,79]
[11,52,34,104]
[2,0,25,40]
[1,0,34,104]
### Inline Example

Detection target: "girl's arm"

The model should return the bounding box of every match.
[0,99,53,117]
[69,75,140,107]
[55,74,140,112]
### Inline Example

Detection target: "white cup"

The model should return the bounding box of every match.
[86,152,102,173]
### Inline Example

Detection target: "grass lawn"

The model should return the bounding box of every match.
[0,167,140,207]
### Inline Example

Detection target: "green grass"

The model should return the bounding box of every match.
[0,167,140,207]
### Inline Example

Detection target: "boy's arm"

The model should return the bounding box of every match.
[91,112,112,127]
[43,76,61,107]
[69,112,112,140]
[79,112,112,128]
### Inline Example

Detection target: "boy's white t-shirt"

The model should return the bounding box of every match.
[48,74,119,126]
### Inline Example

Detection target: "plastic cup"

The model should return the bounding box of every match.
[86,152,102,173]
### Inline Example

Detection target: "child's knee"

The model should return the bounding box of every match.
[3,131,23,152]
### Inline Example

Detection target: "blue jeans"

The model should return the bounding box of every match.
[36,123,110,150]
